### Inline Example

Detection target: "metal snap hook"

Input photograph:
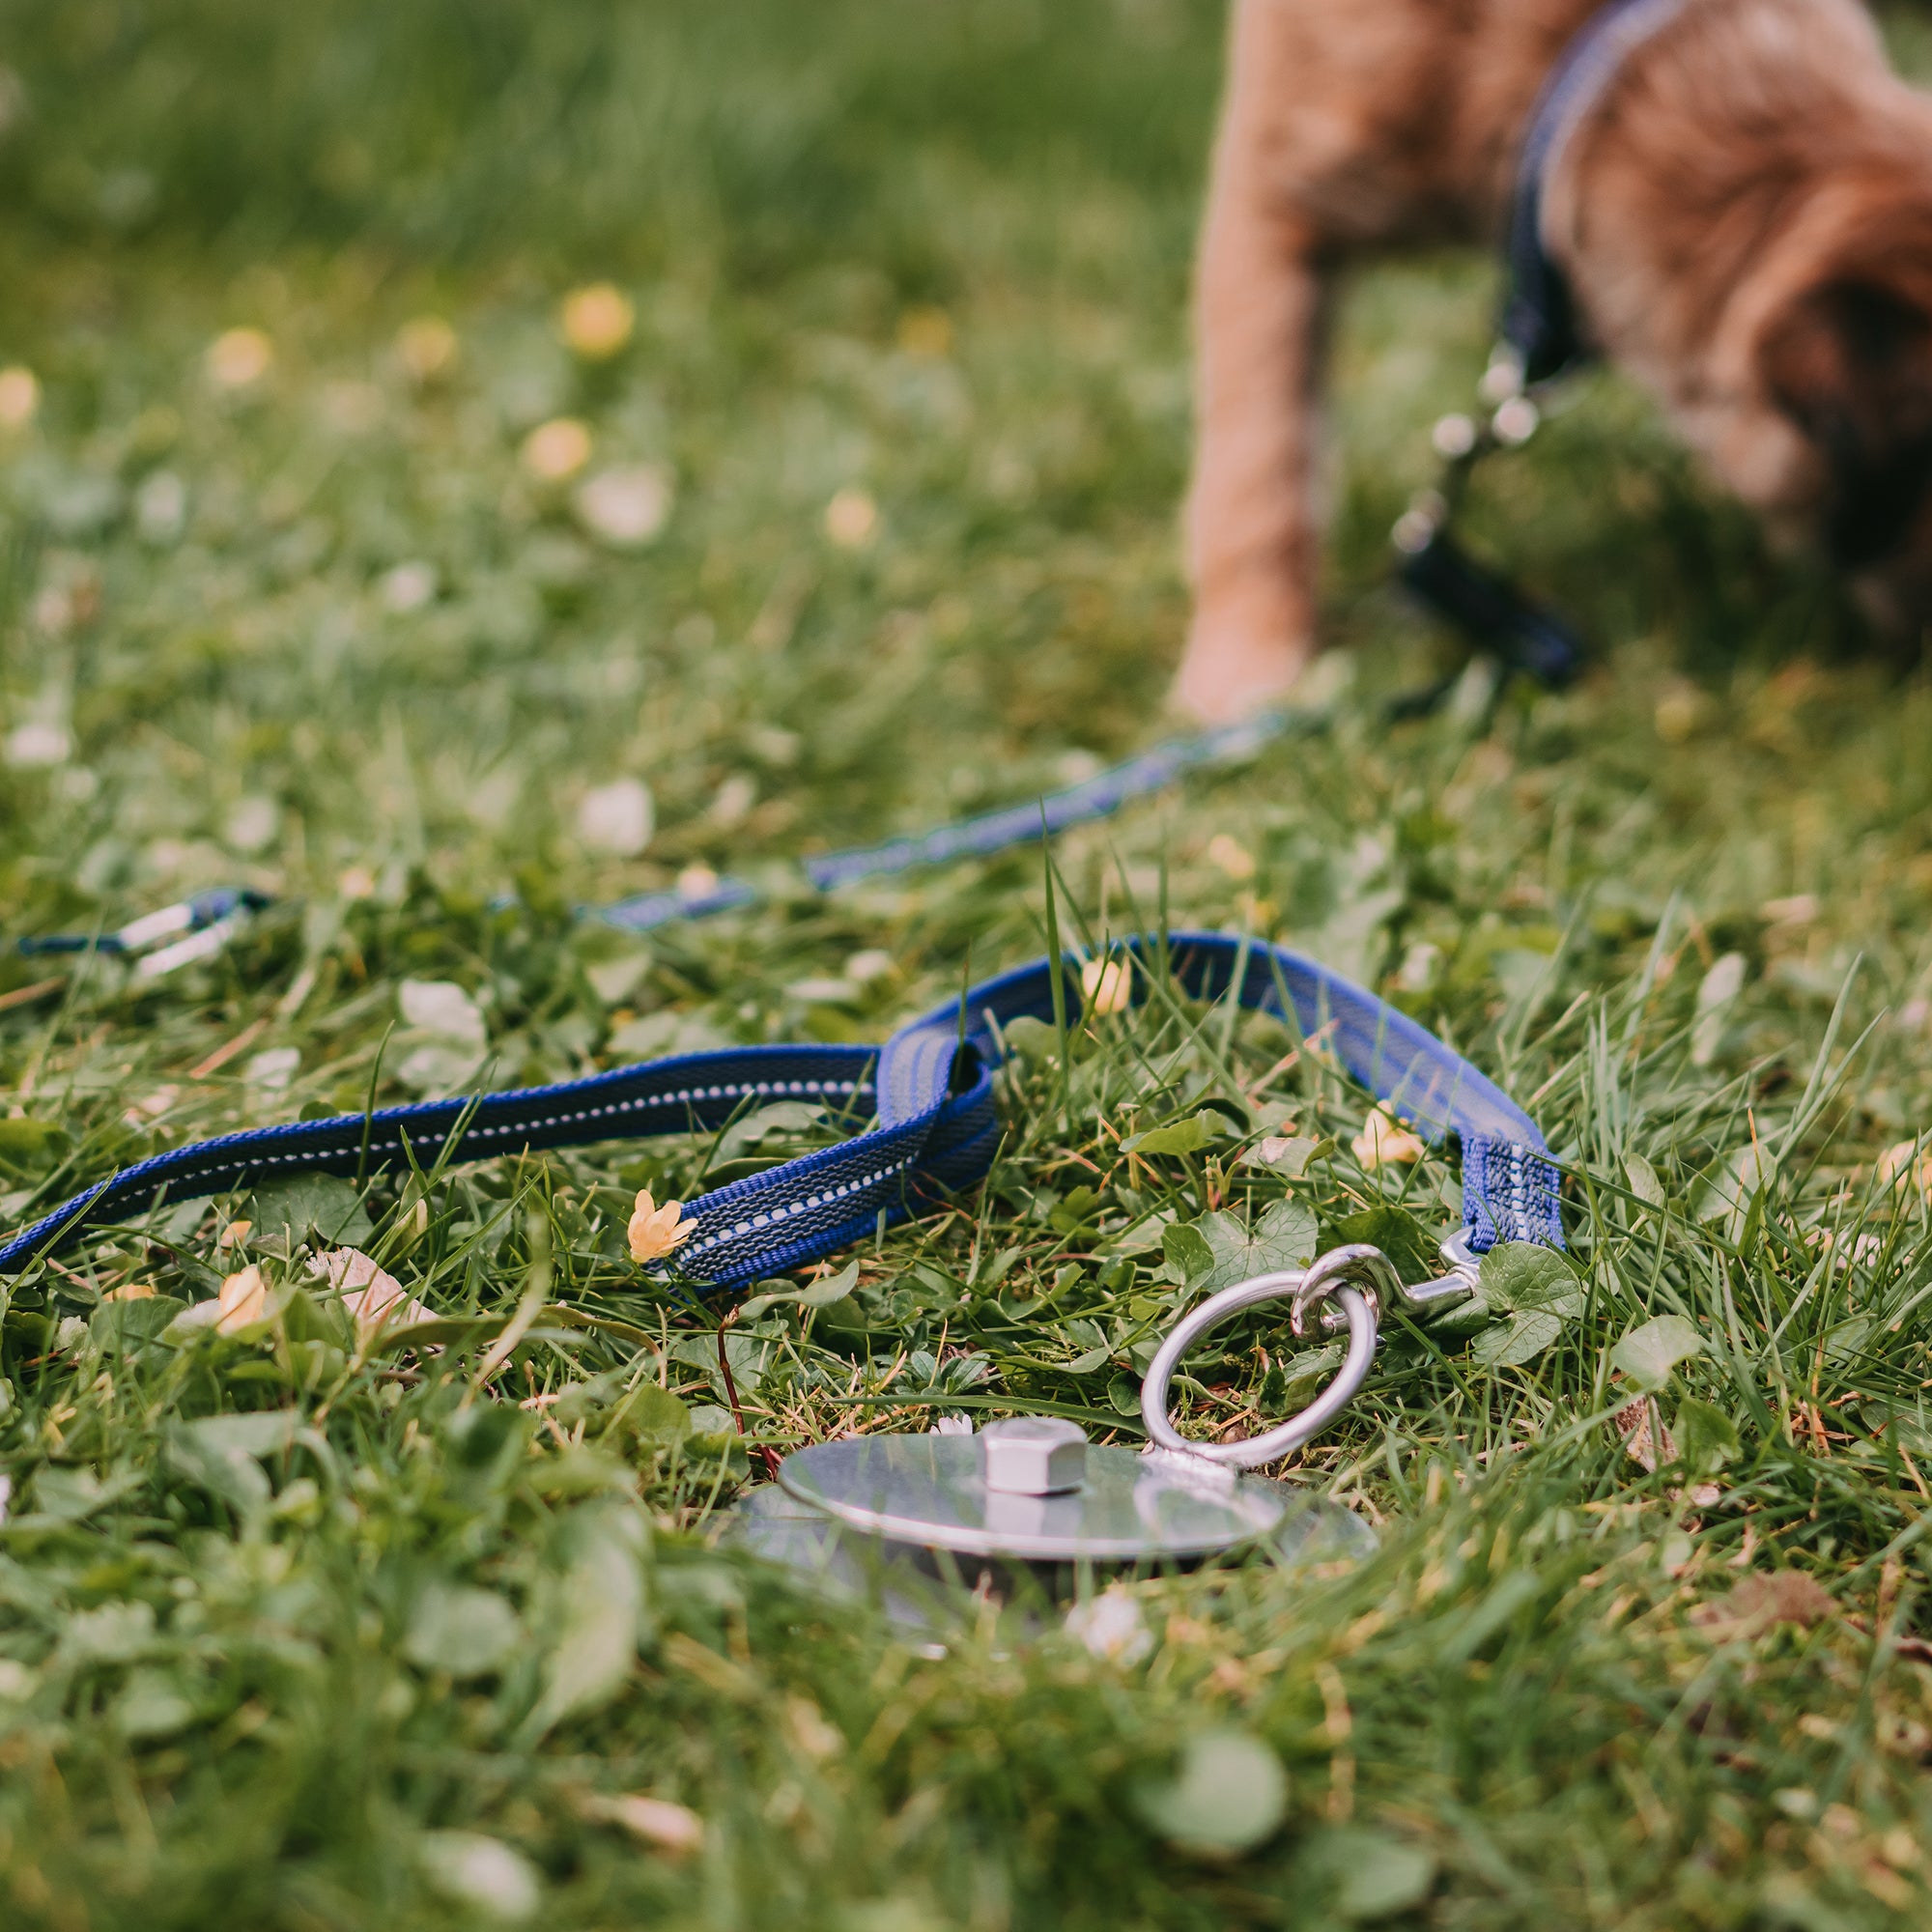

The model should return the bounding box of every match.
[1140,1246,1403,1469]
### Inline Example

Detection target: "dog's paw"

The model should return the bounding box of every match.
[1171,611,1316,724]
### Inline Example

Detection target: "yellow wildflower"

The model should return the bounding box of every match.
[520,416,593,482]
[215,1263,270,1334]
[1351,1105,1425,1171]
[1080,956,1131,1016]
[895,306,953,358]
[823,486,878,549]
[628,1189,691,1265]
[206,327,273,391]
[559,283,636,359]
[1205,833,1256,882]
[0,366,39,429]
[1876,1139,1932,1198]
[396,315,459,383]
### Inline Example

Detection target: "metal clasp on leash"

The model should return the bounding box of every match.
[1139,1232,1483,1470]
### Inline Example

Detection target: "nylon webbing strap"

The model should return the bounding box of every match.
[0,932,1561,1286]
[1501,0,1694,384]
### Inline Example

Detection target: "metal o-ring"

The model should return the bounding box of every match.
[1140,1269,1380,1468]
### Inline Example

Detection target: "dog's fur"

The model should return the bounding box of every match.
[1178,0,1932,721]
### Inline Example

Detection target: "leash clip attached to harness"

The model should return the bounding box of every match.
[1390,0,1696,694]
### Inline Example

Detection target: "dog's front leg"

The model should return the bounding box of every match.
[1177,122,1329,724]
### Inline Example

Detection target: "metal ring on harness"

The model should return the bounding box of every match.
[1139,1245,1405,1469]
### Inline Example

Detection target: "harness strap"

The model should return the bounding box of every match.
[0,932,1561,1287]
[1501,0,1696,384]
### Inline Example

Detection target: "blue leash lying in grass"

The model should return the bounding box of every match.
[0,930,1561,1286]
[10,712,1303,968]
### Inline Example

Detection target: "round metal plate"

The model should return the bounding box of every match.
[776,1435,1287,1562]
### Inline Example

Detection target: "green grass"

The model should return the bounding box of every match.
[4,1,1932,1924]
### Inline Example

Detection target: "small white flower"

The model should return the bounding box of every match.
[845,949,894,986]
[4,721,71,769]
[1396,941,1440,993]
[578,777,655,857]
[1065,1585,1152,1665]
[708,772,756,828]
[399,980,486,1047]
[225,794,279,853]
[31,586,76,635]
[134,470,187,545]
[245,1047,301,1096]
[1352,1105,1425,1170]
[574,465,672,549]
[320,380,384,435]
[676,865,721,900]
[417,1833,541,1923]
[379,560,440,613]
[1205,834,1256,882]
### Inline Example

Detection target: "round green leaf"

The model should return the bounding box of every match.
[1326,1829,1440,1920]
[1468,1308,1563,1368]
[1132,1727,1288,1860]
[404,1584,523,1678]
[1609,1314,1705,1389]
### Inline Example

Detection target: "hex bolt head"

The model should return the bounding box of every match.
[979,1416,1087,1495]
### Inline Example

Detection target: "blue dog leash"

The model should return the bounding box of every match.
[596,710,1292,936]
[0,931,1560,1287]
[10,713,1308,962]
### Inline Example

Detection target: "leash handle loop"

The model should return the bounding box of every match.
[0,932,1561,1285]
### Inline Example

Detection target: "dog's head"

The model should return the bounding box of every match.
[1753,200,1932,624]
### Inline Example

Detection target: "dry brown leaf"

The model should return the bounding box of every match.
[1690,1570,1835,1637]
[311,1247,435,1340]
[1613,1394,1673,1472]
[215,1264,269,1335]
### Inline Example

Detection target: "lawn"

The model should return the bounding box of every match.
[3,1,1932,1925]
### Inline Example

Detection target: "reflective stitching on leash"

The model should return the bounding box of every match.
[0,934,1559,1286]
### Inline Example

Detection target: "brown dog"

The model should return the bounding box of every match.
[1177,0,1932,722]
